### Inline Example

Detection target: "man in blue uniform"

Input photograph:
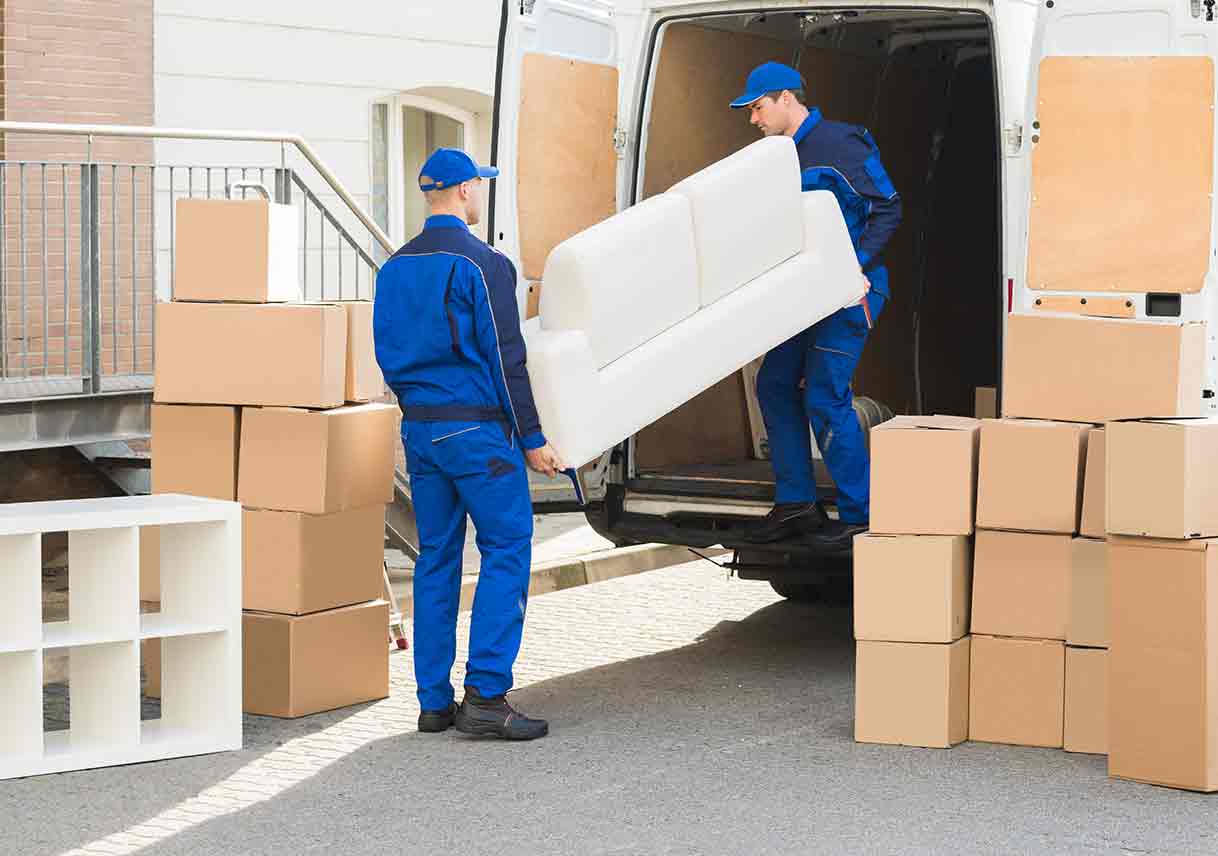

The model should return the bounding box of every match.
[731,62,902,547]
[374,148,562,740]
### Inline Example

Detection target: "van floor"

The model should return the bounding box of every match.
[631,461,835,505]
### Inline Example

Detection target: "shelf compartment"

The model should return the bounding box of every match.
[0,652,42,759]
[139,614,227,640]
[0,534,41,653]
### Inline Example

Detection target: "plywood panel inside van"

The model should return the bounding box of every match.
[1028,56,1214,294]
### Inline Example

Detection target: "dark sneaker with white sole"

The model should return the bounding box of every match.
[455,686,549,741]
[740,501,827,544]
[418,701,458,733]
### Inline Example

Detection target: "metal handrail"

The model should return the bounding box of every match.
[0,120,395,255]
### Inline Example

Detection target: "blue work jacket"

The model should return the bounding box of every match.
[372,214,546,450]
[793,108,902,298]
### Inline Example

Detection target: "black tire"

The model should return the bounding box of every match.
[770,575,853,605]
[769,581,823,602]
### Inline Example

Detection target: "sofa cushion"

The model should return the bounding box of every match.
[669,136,804,307]
[538,193,699,369]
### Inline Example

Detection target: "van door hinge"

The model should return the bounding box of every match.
[1003,122,1023,156]
[613,127,628,158]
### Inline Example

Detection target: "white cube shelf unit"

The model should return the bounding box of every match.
[0,494,242,780]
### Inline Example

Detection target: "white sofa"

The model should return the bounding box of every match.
[525,136,865,469]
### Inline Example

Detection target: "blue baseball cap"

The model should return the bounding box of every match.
[418,147,499,192]
[730,61,804,108]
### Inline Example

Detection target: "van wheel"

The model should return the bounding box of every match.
[769,581,822,602]
[770,577,853,605]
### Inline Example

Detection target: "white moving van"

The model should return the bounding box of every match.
[491,0,1218,598]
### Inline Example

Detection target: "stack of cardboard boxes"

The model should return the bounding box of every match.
[854,415,979,749]
[144,196,397,718]
[857,308,1214,792]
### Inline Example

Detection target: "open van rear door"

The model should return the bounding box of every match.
[1019,1,1215,318]
[491,0,620,509]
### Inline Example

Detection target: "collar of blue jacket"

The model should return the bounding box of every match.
[792,107,824,145]
[423,214,469,232]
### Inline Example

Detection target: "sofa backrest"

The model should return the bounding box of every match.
[538,193,700,369]
[668,135,803,307]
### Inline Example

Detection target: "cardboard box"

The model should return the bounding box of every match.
[1064,646,1108,755]
[975,386,998,419]
[870,416,980,536]
[239,403,397,514]
[975,418,1089,534]
[244,505,386,615]
[154,302,346,408]
[1068,538,1108,648]
[1079,427,1106,538]
[971,530,1072,640]
[243,600,389,718]
[1109,537,1218,791]
[855,638,970,749]
[151,404,241,501]
[969,635,1065,748]
[139,527,160,602]
[1002,313,1205,424]
[854,534,971,643]
[174,198,299,303]
[341,301,384,403]
[1107,418,1218,540]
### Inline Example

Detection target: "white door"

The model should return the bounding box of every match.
[1013,0,1217,401]
[492,0,621,508]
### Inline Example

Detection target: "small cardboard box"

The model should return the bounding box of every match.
[154,302,346,408]
[174,198,300,303]
[1068,538,1108,648]
[854,638,970,749]
[853,534,971,643]
[1079,427,1106,539]
[341,301,384,403]
[243,600,389,718]
[244,505,386,615]
[1109,537,1218,791]
[969,635,1065,748]
[975,386,998,420]
[1107,418,1218,540]
[870,416,980,536]
[971,530,1072,641]
[239,403,397,514]
[976,418,1089,534]
[151,404,241,501]
[1064,646,1108,755]
[1002,313,1205,424]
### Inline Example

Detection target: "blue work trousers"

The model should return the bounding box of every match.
[756,289,886,524]
[402,419,533,712]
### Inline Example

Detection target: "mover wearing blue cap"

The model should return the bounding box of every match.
[372,147,560,740]
[731,62,903,549]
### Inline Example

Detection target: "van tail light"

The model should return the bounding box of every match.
[1007,278,1014,313]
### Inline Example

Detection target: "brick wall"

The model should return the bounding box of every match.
[1,1,155,387]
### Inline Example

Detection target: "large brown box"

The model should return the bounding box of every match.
[154,302,346,408]
[969,635,1065,748]
[150,404,241,501]
[342,301,384,403]
[976,418,1089,534]
[1107,418,1218,540]
[1068,538,1109,648]
[243,505,386,615]
[174,199,299,303]
[243,600,389,718]
[1064,646,1108,755]
[239,403,397,514]
[1002,313,1205,424]
[854,638,970,749]
[870,416,980,536]
[971,530,1072,641]
[853,534,971,644]
[1079,427,1106,539]
[1109,537,1218,791]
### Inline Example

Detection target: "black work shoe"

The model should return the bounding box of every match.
[418,701,458,733]
[740,502,827,544]
[455,687,549,741]
[807,520,868,552]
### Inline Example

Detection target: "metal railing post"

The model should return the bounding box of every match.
[81,163,101,394]
[273,168,292,205]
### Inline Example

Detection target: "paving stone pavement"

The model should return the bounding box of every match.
[6,562,1218,856]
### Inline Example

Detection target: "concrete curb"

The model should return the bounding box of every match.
[396,543,729,617]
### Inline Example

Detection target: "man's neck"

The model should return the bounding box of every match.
[428,205,468,224]
[786,104,811,138]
